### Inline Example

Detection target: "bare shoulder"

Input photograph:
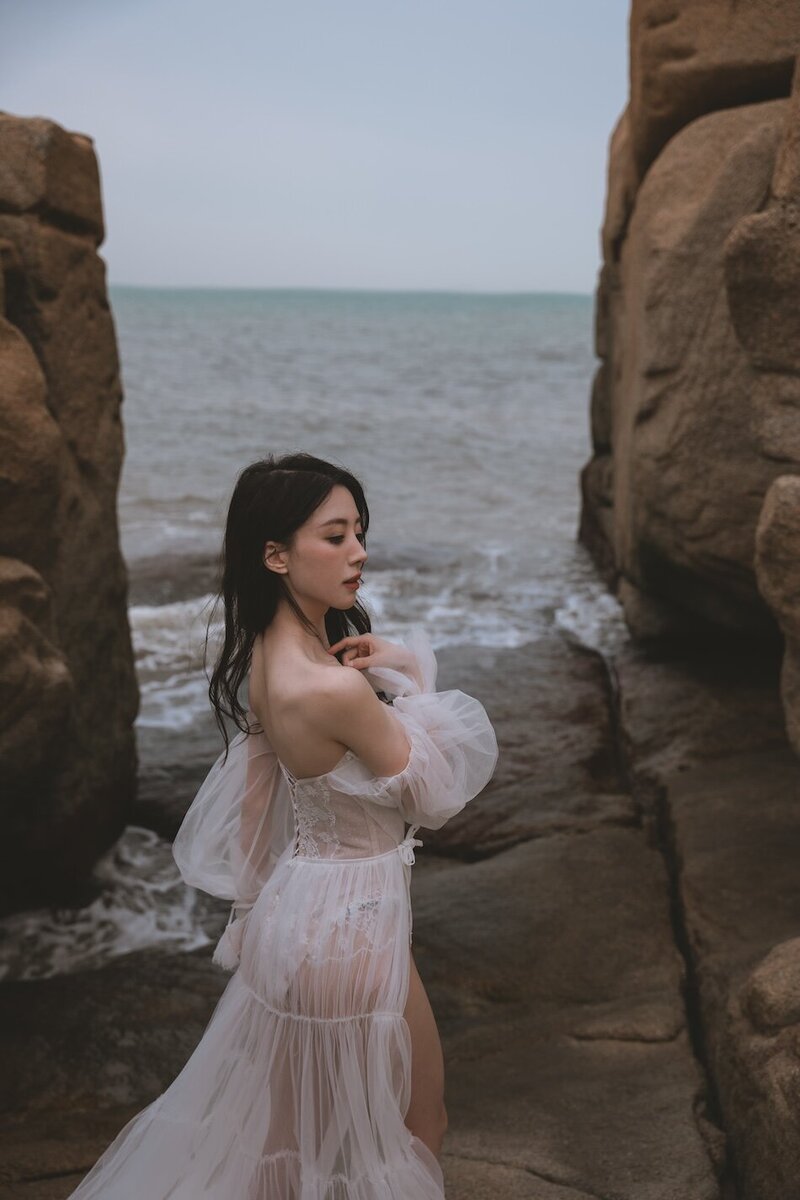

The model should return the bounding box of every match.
[302,661,378,730]
[248,636,410,778]
[311,666,411,779]
[312,661,374,702]
[250,635,345,713]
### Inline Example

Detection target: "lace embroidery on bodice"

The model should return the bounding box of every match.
[278,760,345,859]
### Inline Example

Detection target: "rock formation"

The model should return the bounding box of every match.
[582,5,800,1195]
[0,113,138,914]
[581,0,800,643]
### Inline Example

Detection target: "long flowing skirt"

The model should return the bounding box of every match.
[67,844,445,1199]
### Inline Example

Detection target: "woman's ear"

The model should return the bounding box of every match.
[263,540,288,574]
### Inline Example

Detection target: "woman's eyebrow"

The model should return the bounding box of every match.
[319,517,363,528]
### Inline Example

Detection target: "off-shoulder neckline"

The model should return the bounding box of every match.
[247,708,415,789]
[276,747,359,786]
[245,707,360,785]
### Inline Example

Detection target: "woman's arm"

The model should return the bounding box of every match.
[316,661,499,832]
[310,669,413,779]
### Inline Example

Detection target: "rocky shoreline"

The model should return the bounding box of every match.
[2,623,793,1198]
[6,6,800,1188]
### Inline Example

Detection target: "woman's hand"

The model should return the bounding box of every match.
[327,633,423,687]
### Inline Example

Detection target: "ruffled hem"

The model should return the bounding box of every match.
[71,1099,444,1199]
[153,1100,444,1190]
[66,943,444,1200]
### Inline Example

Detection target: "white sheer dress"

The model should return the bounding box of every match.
[66,626,499,1199]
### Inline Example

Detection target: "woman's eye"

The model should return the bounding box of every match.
[328,533,366,545]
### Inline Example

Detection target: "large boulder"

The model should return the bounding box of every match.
[582,15,800,644]
[582,21,800,1192]
[590,98,789,637]
[0,113,138,913]
[629,0,800,178]
[728,65,800,749]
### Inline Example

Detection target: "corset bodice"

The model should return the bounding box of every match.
[276,756,416,862]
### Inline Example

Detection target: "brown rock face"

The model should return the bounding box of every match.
[581,21,800,642]
[0,113,138,913]
[583,98,791,636]
[618,100,787,633]
[755,475,800,752]
[725,65,800,758]
[662,749,800,1200]
[583,14,800,1196]
[629,0,800,179]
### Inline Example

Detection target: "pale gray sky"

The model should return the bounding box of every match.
[2,0,629,292]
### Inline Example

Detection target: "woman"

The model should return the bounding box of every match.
[68,451,499,1199]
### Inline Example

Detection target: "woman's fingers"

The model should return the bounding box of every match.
[328,635,370,655]
[330,640,375,668]
[328,636,358,653]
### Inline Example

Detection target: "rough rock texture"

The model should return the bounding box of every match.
[741,69,800,755]
[0,113,139,914]
[584,96,790,638]
[755,476,800,752]
[616,633,800,1200]
[582,12,800,644]
[0,640,725,1200]
[582,14,800,1192]
[629,0,800,179]
[415,831,718,1198]
[667,753,800,1199]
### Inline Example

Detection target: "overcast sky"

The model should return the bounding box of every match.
[2,0,630,292]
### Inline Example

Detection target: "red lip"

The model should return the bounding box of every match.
[344,575,361,584]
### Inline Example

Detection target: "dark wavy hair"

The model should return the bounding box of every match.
[205,451,372,759]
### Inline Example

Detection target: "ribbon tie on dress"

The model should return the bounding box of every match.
[397,824,423,866]
[212,900,254,971]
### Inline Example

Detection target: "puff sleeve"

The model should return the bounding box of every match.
[172,721,295,968]
[331,624,499,831]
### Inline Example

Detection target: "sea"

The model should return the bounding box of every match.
[0,287,630,980]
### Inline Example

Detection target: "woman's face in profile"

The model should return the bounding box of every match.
[270,484,368,611]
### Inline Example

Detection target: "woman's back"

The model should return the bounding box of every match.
[248,628,352,781]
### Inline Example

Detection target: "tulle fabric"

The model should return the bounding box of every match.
[325,689,500,833]
[65,847,443,1199]
[172,721,294,905]
[66,625,499,1200]
[172,723,296,969]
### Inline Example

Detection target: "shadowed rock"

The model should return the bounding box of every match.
[755,475,800,754]
[665,751,800,1199]
[615,625,800,1198]
[0,113,139,915]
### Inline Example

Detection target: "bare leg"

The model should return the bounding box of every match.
[402,948,448,1159]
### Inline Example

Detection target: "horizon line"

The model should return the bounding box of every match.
[108,282,593,298]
